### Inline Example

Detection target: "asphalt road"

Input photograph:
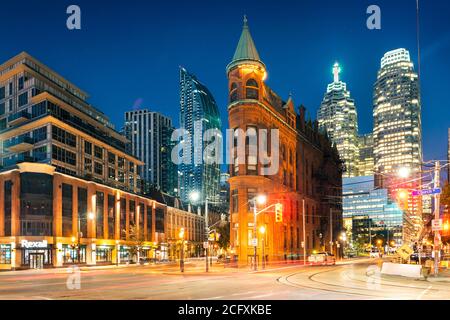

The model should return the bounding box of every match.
[0,259,448,300]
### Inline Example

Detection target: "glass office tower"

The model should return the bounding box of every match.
[179,67,221,203]
[373,48,422,240]
[318,62,359,177]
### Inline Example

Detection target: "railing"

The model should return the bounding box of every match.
[7,110,31,123]
[2,154,36,167]
[4,136,35,150]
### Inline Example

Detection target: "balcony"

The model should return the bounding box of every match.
[3,154,36,168]
[7,110,31,126]
[4,136,35,153]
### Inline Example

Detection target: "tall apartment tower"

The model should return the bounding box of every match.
[373,48,423,240]
[317,62,360,177]
[124,109,177,195]
[179,67,222,203]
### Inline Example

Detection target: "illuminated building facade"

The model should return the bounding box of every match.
[179,67,222,203]
[318,62,359,177]
[227,18,342,264]
[357,133,374,176]
[343,176,405,249]
[373,48,422,241]
[124,109,177,195]
[0,53,203,270]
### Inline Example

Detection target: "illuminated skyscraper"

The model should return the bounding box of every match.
[373,48,422,241]
[318,62,359,177]
[179,67,222,203]
[357,133,374,177]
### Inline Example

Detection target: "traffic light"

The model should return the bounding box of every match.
[275,203,283,223]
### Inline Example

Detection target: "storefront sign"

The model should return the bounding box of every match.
[20,240,48,249]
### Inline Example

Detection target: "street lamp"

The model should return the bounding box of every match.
[259,225,266,269]
[252,194,266,271]
[74,212,95,264]
[179,228,185,273]
[397,167,411,179]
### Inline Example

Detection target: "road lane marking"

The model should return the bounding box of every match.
[416,285,433,300]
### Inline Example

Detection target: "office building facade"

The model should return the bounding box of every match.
[373,48,423,240]
[318,62,359,177]
[343,176,406,249]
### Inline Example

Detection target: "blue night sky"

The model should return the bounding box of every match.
[1,0,449,161]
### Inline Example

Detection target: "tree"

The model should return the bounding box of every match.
[122,224,145,263]
[216,222,230,250]
[441,183,450,208]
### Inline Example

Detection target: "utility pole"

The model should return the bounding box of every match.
[433,161,441,276]
[302,199,306,265]
[329,208,333,254]
[205,198,209,273]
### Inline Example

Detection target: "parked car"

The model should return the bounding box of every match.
[308,252,336,265]
[369,249,380,258]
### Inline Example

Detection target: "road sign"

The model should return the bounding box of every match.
[432,219,443,231]
[203,242,208,249]
[251,238,258,247]
[412,188,441,197]
[396,244,414,260]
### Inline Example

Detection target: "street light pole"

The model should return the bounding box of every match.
[433,161,441,276]
[205,198,209,273]
[302,199,306,265]
[253,198,257,271]
[329,208,333,254]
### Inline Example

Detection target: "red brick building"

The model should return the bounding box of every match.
[227,17,343,264]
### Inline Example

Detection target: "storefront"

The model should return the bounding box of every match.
[20,240,53,269]
[96,245,114,264]
[0,244,12,270]
[119,246,133,263]
[62,245,87,264]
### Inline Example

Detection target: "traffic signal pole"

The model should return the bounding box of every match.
[433,161,441,276]
[302,199,306,265]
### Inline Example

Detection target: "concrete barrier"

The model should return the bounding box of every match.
[381,262,422,278]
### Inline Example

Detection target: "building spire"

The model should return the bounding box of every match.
[333,62,341,83]
[226,16,266,74]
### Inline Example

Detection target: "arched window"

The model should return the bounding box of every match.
[245,79,259,100]
[229,83,238,103]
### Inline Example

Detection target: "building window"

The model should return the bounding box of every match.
[247,188,257,211]
[4,181,12,236]
[96,246,112,263]
[33,126,47,142]
[245,79,259,100]
[20,173,53,236]
[108,167,116,180]
[94,162,103,176]
[107,195,115,240]
[147,206,153,239]
[62,183,73,237]
[246,126,257,175]
[155,208,164,233]
[0,103,4,116]
[108,152,115,165]
[94,146,103,159]
[229,82,238,103]
[0,87,5,100]
[84,158,92,174]
[118,157,125,169]
[84,141,92,155]
[0,245,11,264]
[129,200,136,227]
[96,192,104,239]
[18,77,24,90]
[120,198,126,240]
[52,145,76,166]
[52,126,76,147]
[18,92,28,107]
[232,189,239,213]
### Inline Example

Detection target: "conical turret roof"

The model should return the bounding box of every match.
[227,16,265,73]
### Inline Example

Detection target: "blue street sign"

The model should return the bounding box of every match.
[411,188,441,197]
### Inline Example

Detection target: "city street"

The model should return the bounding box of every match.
[0,259,449,300]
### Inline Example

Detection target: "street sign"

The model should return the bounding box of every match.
[412,188,441,197]
[432,219,443,231]
[203,242,208,249]
[251,238,258,247]
[396,244,414,260]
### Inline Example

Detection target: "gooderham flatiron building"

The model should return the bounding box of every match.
[227,18,343,264]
